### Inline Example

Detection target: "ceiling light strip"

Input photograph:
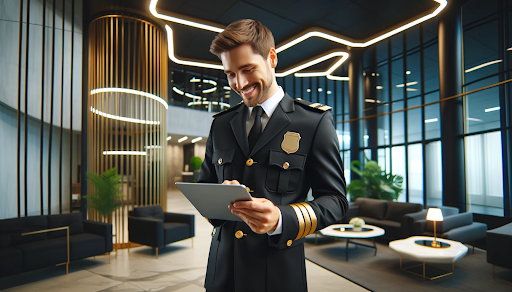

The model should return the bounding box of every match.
[187,101,231,107]
[485,107,500,112]
[465,60,503,73]
[90,87,168,109]
[152,0,446,81]
[191,137,203,143]
[90,106,161,125]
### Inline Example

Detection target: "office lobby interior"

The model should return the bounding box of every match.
[1,0,512,291]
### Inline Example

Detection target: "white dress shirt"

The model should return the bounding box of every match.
[245,87,284,236]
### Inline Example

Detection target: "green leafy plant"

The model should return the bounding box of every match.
[346,158,404,202]
[349,217,365,227]
[84,167,124,221]
[190,156,203,171]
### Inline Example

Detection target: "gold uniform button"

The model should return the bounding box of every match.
[283,162,290,169]
[286,240,293,246]
[246,187,253,193]
[246,158,254,166]
[235,230,246,239]
[218,158,223,165]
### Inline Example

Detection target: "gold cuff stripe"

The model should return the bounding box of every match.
[299,203,318,236]
[295,203,311,237]
[290,204,306,240]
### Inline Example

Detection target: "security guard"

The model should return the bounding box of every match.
[198,19,348,292]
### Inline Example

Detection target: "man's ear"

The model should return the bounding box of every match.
[268,48,278,69]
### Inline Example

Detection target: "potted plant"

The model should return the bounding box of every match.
[349,217,365,232]
[84,167,124,223]
[346,158,404,202]
[190,156,203,182]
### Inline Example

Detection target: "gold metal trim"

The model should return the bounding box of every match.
[299,203,318,236]
[309,103,322,108]
[399,256,455,280]
[290,204,305,240]
[295,203,311,237]
[22,226,69,274]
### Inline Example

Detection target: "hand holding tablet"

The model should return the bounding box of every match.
[175,182,253,221]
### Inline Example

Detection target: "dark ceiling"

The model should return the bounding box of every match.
[158,0,438,70]
[88,0,441,73]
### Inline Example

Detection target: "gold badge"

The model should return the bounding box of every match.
[281,132,301,154]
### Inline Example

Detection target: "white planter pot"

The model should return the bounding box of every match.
[352,226,362,232]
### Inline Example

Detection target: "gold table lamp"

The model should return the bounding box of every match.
[426,208,444,248]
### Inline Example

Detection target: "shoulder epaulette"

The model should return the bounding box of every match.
[294,98,332,112]
[212,101,244,117]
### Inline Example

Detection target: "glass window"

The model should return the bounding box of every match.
[378,147,391,174]
[423,43,439,93]
[376,39,388,64]
[327,79,335,109]
[407,97,422,142]
[336,81,343,116]
[311,77,318,103]
[392,58,404,101]
[343,150,351,187]
[391,146,407,202]
[376,64,389,102]
[392,101,405,144]
[426,141,442,207]
[391,33,403,57]
[465,132,504,216]
[295,77,302,99]
[406,52,421,98]
[465,76,501,134]
[463,19,499,84]
[422,19,438,44]
[378,105,390,146]
[424,92,441,140]
[285,75,294,97]
[302,78,310,102]
[406,26,420,50]
[318,77,326,105]
[408,143,423,204]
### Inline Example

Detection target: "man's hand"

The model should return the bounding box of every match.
[222,180,280,234]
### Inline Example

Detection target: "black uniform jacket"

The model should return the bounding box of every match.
[198,93,348,292]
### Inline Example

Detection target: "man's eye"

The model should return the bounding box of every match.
[227,73,235,78]
[244,68,254,73]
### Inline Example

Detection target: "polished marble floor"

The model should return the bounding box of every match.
[0,190,368,292]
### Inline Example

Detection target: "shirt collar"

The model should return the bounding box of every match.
[247,86,284,118]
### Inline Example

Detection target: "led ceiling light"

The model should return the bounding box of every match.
[151,0,447,81]
[406,71,411,75]
[396,81,418,88]
[485,107,500,112]
[103,151,147,155]
[467,117,482,122]
[190,77,218,93]
[223,86,231,91]
[425,118,438,123]
[90,106,161,125]
[166,136,172,141]
[178,136,188,143]
[173,86,203,100]
[376,86,383,89]
[144,145,162,149]
[365,99,381,103]
[187,101,231,108]
[465,60,503,73]
[327,90,332,94]
[90,87,168,109]
[191,137,203,143]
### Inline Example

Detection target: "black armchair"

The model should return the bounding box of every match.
[487,222,512,278]
[128,205,195,258]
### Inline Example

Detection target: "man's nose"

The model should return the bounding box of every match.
[236,74,249,90]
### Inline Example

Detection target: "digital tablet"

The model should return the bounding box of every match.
[175,182,253,222]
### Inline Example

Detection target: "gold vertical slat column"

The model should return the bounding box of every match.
[88,15,168,249]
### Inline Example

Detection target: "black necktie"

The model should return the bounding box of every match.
[248,106,264,151]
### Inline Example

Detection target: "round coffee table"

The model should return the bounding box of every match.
[318,224,385,260]
[389,236,468,280]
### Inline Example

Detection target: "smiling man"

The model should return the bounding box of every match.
[198,19,348,292]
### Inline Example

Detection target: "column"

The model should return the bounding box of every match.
[349,48,365,180]
[438,0,466,211]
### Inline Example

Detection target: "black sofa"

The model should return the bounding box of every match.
[342,198,423,239]
[487,222,512,278]
[0,213,113,278]
[128,205,195,258]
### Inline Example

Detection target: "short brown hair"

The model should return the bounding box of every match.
[210,19,275,59]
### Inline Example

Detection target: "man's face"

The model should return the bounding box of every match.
[220,44,276,107]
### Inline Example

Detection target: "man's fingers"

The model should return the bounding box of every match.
[233,198,273,213]
[222,180,240,185]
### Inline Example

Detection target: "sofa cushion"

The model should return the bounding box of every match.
[378,220,402,239]
[164,223,190,244]
[427,212,473,233]
[0,234,10,248]
[15,238,67,271]
[0,216,48,245]
[383,201,422,222]
[0,247,23,277]
[47,213,85,239]
[134,206,164,221]
[358,199,387,220]
[63,233,106,261]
